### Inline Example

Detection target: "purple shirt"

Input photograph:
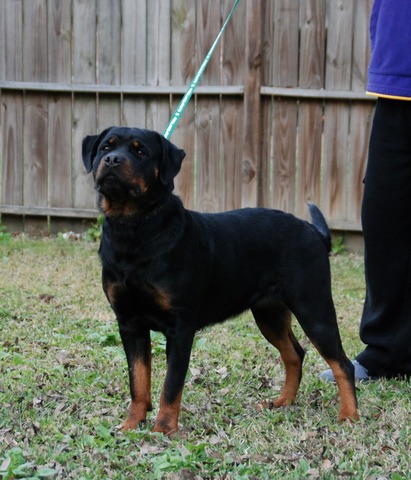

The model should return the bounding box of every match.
[367,0,411,99]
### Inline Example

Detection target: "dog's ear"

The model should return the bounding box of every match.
[157,134,186,186]
[82,126,115,173]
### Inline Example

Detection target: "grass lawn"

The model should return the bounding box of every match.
[0,236,409,479]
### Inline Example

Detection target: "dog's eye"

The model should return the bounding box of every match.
[133,146,145,156]
[101,145,111,152]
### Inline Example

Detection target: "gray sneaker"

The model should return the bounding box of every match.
[320,360,371,382]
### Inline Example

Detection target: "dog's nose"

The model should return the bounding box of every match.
[104,154,121,167]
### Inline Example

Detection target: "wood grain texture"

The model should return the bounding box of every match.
[322,101,350,222]
[351,0,372,92]
[121,0,147,85]
[299,0,326,89]
[72,0,96,84]
[170,0,197,85]
[241,0,261,208]
[23,0,48,82]
[325,0,354,90]
[96,0,121,85]
[1,93,24,205]
[72,95,97,209]
[346,103,373,224]
[147,0,171,86]
[272,99,298,213]
[47,0,71,83]
[272,0,299,87]
[196,0,221,86]
[23,94,48,207]
[295,101,323,219]
[1,0,24,81]
[48,95,72,208]
[221,98,244,211]
[195,97,221,212]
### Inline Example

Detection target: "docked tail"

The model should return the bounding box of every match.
[308,203,331,252]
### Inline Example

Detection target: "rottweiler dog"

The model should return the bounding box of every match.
[82,126,359,435]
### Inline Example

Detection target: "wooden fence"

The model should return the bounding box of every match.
[0,0,375,233]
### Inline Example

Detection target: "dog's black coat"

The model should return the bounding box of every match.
[82,126,358,434]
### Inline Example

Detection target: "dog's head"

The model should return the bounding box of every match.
[82,127,186,217]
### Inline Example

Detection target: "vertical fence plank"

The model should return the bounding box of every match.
[295,0,326,218]
[1,2,24,210]
[0,2,4,79]
[98,95,121,131]
[299,0,326,89]
[221,98,244,210]
[270,1,299,212]
[322,0,354,223]
[322,101,350,223]
[196,0,222,86]
[1,0,24,81]
[48,0,71,82]
[272,99,298,212]
[260,1,274,206]
[72,0,96,84]
[351,0,372,92]
[73,96,97,209]
[170,0,196,209]
[171,98,195,210]
[97,0,120,85]
[72,0,97,210]
[195,0,221,211]
[146,0,171,133]
[121,0,147,86]
[97,0,121,131]
[121,0,147,128]
[220,0,246,210]
[296,101,323,218]
[23,2,48,209]
[272,0,299,88]
[325,0,354,90]
[241,0,262,208]
[346,103,373,227]
[195,98,221,212]
[346,0,374,226]
[221,0,246,86]
[48,1,72,209]
[49,95,73,208]
[24,94,48,207]
[23,0,48,82]
[1,94,24,205]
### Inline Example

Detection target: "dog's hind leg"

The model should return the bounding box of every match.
[290,295,359,421]
[252,301,305,408]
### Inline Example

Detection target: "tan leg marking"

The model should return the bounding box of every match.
[326,359,359,421]
[152,390,183,436]
[257,322,302,407]
[121,357,152,430]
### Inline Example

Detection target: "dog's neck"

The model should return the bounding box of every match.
[102,194,179,230]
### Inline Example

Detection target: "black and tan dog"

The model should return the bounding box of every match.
[82,126,359,435]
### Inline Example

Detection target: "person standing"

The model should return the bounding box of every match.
[322,0,411,381]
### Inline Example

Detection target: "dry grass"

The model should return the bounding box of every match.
[0,237,410,479]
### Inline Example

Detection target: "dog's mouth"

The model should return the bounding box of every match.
[96,170,144,199]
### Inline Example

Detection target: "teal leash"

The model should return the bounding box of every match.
[163,0,241,140]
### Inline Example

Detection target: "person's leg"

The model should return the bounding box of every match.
[356,98,411,377]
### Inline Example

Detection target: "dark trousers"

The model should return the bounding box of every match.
[356,98,411,377]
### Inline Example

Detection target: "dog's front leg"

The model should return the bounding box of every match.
[153,328,195,435]
[118,324,152,430]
